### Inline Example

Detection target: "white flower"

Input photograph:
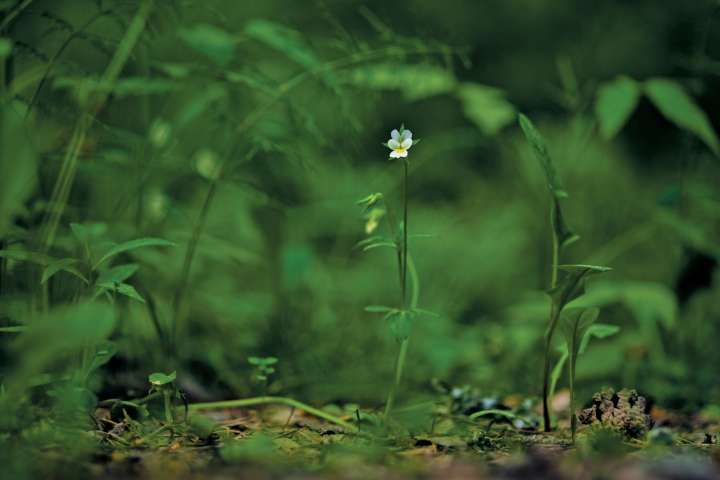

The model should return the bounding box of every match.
[386,127,413,159]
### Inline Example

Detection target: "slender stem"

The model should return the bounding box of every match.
[384,159,410,421]
[163,391,174,424]
[569,350,576,443]
[188,396,358,433]
[171,172,219,354]
[383,337,409,419]
[543,205,560,432]
[402,160,408,309]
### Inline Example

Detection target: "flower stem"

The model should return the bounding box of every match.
[384,159,410,421]
[188,396,358,433]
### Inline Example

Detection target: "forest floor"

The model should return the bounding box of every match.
[89,391,720,480]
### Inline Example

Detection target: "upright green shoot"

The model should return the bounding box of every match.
[518,114,612,432]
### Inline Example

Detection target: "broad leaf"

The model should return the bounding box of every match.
[149,371,176,386]
[595,76,641,140]
[644,78,719,155]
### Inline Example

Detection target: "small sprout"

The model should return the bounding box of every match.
[248,356,278,387]
[148,371,180,424]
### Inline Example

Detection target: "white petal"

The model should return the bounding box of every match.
[389,150,401,158]
[388,139,400,149]
[390,129,400,140]
[401,129,412,141]
[400,138,412,149]
[397,149,408,158]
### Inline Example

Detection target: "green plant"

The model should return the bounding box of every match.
[359,125,436,421]
[517,114,611,431]
[248,356,278,391]
[557,307,621,441]
[148,370,182,424]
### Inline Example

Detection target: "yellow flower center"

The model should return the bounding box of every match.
[394,147,407,154]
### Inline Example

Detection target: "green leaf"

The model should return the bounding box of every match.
[245,19,320,70]
[644,78,719,155]
[149,371,176,386]
[180,24,236,66]
[579,323,620,354]
[457,83,515,135]
[41,258,88,285]
[10,303,115,384]
[362,242,397,252]
[87,342,117,374]
[96,263,139,285]
[518,113,567,199]
[551,265,612,305]
[388,310,412,342]
[0,105,37,237]
[248,356,278,366]
[365,305,396,313]
[0,249,54,266]
[94,237,175,269]
[0,326,26,333]
[561,307,601,360]
[346,63,456,101]
[595,76,641,140]
[97,282,145,303]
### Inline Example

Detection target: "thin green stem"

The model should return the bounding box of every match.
[383,337,409,419]
[384,159,410,421]
[402,160,408,309]
[163,391,174,424]
[543,206,560,432]
[188,396,358,433]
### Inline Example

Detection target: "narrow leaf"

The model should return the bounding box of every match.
[41,258,88,284]
[94,238,175,269]
[518,113,567,198]
[595,76,641,140]
[644,78,719,155]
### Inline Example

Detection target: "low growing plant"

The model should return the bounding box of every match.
[517,114,611,432]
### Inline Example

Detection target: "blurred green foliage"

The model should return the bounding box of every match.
[1,0,720,475]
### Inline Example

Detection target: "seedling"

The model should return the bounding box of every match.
[558,307,620,441]
[248,356,278,391]
[148,371,185,424]
[517,114,611,432]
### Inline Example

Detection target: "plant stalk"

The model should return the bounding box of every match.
[542,210,560,432]
[384,159,410,420]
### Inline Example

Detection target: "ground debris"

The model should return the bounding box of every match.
[578,388,653,439]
